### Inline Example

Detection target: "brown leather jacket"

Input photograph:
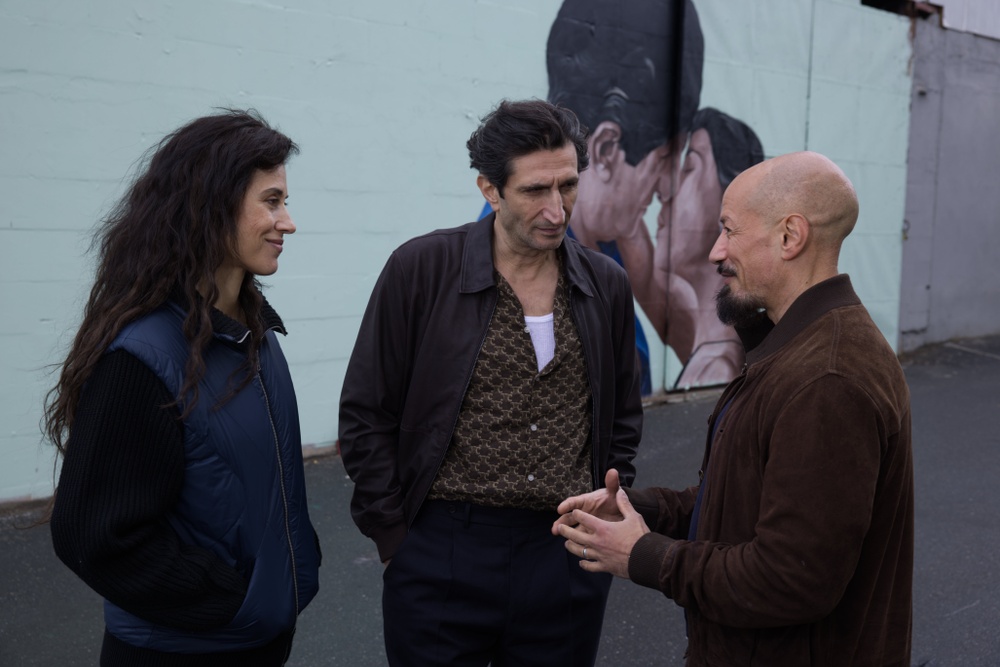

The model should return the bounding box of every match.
[339,214,643,561]
[627,275,913,666]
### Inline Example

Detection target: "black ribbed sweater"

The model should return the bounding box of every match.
[50,350,291,666]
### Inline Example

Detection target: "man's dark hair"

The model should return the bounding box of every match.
[546,0,704,166]
[467,99,589,197]
[691,107,764,189]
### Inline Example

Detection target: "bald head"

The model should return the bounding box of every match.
[712,152,860,323]
[736,151,859,250]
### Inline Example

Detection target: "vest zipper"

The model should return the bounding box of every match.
[258,367,300,616]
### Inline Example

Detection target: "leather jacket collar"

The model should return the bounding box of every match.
[459,212,595,299]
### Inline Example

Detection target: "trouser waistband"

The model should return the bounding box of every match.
[420,499,558,528]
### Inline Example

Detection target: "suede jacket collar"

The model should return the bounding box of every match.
[739,274,862,365]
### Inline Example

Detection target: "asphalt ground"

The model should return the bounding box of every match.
[2,334,999,666]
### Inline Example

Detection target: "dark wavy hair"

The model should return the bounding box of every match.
[44,109,298,456]
[467,99,589,197]
[546,0,704,166]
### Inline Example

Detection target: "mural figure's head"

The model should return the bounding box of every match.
[468,99,589,256]
[691,108,766,193]
[668,107,764,289]
[546,0,704,241]
[547,0,704,165]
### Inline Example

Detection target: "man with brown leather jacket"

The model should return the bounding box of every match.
[554,151,914,666]
[339,99,643,666]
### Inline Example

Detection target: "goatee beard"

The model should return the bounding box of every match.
[716,284,766,328]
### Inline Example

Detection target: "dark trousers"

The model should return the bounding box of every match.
[382,500,612,667]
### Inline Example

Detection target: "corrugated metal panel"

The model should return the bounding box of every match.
[938,0,1000,41]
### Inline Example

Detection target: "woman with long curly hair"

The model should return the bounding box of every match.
[45,109,320,666]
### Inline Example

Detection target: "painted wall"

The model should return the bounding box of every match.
[937,0,1000,41]
[899,16,1000,352]
[0,0,560,503]
[544,0,912,394]
[675,1,912,385]
[0,0,913,503]
[631,0,913,389]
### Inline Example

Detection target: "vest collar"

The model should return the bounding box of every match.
[168,287,287,345]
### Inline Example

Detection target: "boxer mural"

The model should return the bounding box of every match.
[546,0,764,392]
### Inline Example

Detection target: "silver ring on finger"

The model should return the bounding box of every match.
[583,547,588,560]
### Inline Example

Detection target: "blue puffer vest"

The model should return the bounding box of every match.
[103,300,320,652]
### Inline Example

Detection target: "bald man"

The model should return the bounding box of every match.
[553,152,914,666]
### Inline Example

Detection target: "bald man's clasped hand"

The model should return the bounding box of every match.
[551,469,651,579]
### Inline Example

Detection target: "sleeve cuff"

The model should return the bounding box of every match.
[628,531,675,593]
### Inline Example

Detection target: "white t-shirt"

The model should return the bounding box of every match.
[524,313,555,372]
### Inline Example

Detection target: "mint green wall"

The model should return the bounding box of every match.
[0,0,563,503]
[0,0,911,503]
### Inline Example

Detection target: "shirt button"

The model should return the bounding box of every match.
[529,424,538,432]
[527,474,535,482]
[524,326,530,333]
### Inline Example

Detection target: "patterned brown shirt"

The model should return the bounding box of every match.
[428,271,593,510]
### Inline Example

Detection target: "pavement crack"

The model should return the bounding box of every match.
[943,342,1000,362]
[943,599,981,618]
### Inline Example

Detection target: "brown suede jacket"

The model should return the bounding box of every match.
[627,275,913,666]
